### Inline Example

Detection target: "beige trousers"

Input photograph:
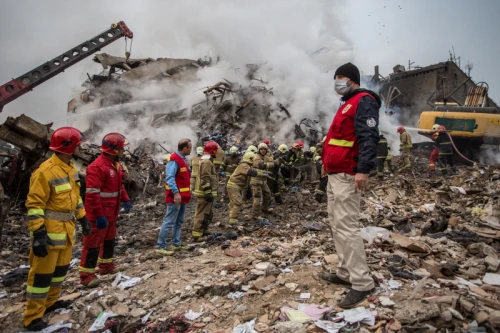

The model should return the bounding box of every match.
[327,173,374,291]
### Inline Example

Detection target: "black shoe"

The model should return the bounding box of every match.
[45,300,72,314]
[24,318,48,331]
[314,192,323,203]
[321,273,351,286]
[338,288,375,309]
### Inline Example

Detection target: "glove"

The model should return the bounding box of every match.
[220,171,226,177]
[204,192,214,202]
[258,162,266,170]
[78,217,91,236]
[32,226,55,258]
[123,201,131,213]
[96,216,108,229]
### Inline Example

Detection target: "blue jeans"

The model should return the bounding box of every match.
[157,204,186,249]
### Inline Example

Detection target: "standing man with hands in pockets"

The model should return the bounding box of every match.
[321,63,381,308]
[156,139,192,256]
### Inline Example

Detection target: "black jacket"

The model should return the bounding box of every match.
[435,132,453,155]
[377,134,388,158]
[341,89,381,174]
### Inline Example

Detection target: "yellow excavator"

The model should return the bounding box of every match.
[418,85,500,163]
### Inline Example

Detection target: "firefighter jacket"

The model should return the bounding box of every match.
[377,134,388,158]
[295,149,306,166]
[322,89,381,175]
[222,155,241,175]
[313,143,323,160]
[228,162,259,190]
[213,149,226,173]
[194,155,217,198]
[26,154,86,248]
[316,159,323,175]
[251,152,275,185]
[190,155,201,191]
[284,150,297,165]
[399,131,413,149]
[435,132,453,155]
[165,152,191,204]
[85,155,130,222]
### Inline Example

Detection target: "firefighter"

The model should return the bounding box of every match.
[220,146,240,201]
[314,136,325,160]
[251,143,275,219]
[213,144,226,174]
[79,133,131,287]
[304,146,315,180]
[397,126,412,168]
[376,132,388,179]
[23,127,90,331]
[227,152,266,225]
[435,126,455,175]
[283,143,299,184]
[314,155,328,202]
[429,124,440,172]
[192,141,218,240]
[190,146,203,191]
[266,143,283,204]
[384,149,394,175]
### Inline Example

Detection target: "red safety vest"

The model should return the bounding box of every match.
[165,152,191,204]
[322,92,374,175]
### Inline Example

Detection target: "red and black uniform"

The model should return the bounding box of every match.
[165,152,191,204]
[429,132,439,171]
[322,89,381,174]
[79,154,130,283]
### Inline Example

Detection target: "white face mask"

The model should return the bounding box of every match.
[334,79,351,96]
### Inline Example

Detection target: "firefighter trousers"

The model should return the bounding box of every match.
[192,197,213,237]
[438,154,455,175]
[376,157,386,175]
[326,173,375,291]
[228,186,243,224]
[401,148,411,167]
[267,175,281,203]
[429,147,439,171]
[24,245,72,326]
[251,182,271,218]
[79,220,116,284]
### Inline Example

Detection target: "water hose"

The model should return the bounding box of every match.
[445,132,491,166]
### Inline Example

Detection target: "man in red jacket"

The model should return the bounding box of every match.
[321,63,379,308]
[79,133,131,287]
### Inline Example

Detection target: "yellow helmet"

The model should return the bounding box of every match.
[258,142,268,150]
[314,155,321,162]
[247,145,258,153]
[309,146,316,153]
[242,151,255,164]
[431,124,440,132]
[196,146,203,155]
[229,146,238,154]
[163,153,171,162]
[278,144,288,153]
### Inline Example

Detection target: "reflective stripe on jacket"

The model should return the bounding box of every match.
[26,154,85,248]
[84,154,130,222]
[194,156,217,197]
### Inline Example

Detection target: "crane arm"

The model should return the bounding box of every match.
[0,21,133,113]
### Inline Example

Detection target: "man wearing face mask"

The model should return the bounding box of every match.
[321,63,380,308]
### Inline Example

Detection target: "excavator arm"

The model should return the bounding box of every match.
[0,21,133,113]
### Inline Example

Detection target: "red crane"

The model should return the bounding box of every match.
[0,21,133,113]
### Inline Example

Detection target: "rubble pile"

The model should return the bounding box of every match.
[1,154,500,332]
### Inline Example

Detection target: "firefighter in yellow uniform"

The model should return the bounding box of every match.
[251,143,275,219]
[397,126,412,168]
[192,141,218,240]
[23,127,91,331]
[220,146,240,201]
[227,152,266,226]
[190,147,203,191]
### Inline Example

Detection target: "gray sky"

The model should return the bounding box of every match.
[1,0,499,125]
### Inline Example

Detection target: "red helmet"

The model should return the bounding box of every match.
[437,125,447,133]
[297,140,304,148]
[397,126,405,133]
[291,143,300,149]
[262,139,271,146]
[49,127,87,155]
[204,140,219,156]
[101,133,129,155]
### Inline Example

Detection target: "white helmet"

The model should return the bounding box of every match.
[431,124,440,132]
[258,142,268,150]
[229,146,238,154]
[163,153,171,163]
[196,146,203,156]
[278,144,288,153]
[246,145,258,153]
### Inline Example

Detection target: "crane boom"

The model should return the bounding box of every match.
[0,21,133,113]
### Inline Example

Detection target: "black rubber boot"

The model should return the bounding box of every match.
[321,273,352,286]
[25,318,48,331]
[338,288,375,309]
